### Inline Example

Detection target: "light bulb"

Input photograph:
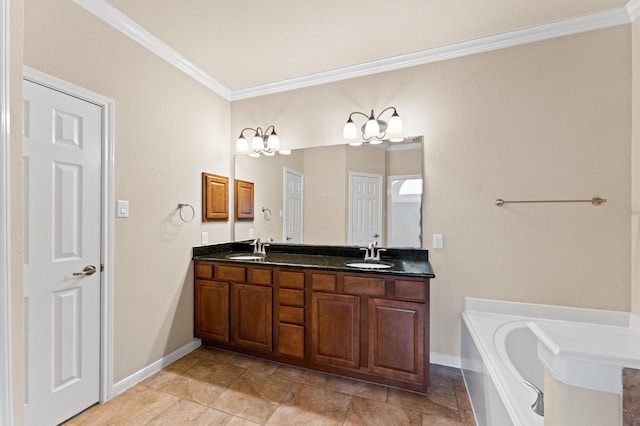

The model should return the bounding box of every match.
[387,111,403,136]
[267,132,280,150]
[252,133,263,151]
[343,118,358,140]
[364,110,380,138]
[236,136,249,152]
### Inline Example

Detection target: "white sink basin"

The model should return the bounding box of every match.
[345,262,393,269]
[226,254,265,260]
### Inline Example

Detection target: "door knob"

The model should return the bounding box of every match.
[286,236,292,240]
[73,265,97,276]
[373,234,380,238]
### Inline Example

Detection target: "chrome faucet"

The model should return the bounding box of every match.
[251,238,269,256]
[361,242,386,261]
[524,380,544,417]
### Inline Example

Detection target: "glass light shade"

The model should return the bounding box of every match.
[369,139,383,145]
[279,149,292,155]
[387,112,403,136]
[364,118,380,138]
[343,119,358,140]
[252,134,264,151]
[249,152,260,158]
[263,150,275,157]
[389,137,405,143]
[267,132,280,150]
[236,136,249,152]
[348,140,363,147]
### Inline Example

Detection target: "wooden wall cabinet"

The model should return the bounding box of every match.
[234,179,254,220]
[202,173,229,221]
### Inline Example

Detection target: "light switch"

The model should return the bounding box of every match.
[116,200,129,218]
[433,234,444,249]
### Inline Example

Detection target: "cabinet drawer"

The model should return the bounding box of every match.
[394,279,425,302]
[278,323,305,358]
[279,289,305,307]
[250,268,273,285]
[217,264,246,282]
[311,273,337,291]
[195,262,214,279]
[278,306,305,324]
[278,270,305,289]
[344,276,385,296]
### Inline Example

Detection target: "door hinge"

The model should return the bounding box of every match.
[100,264,104,272]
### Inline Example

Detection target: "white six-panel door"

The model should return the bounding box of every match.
[349,172,382,247]
[283,168,303,244]
[23,79,102,426]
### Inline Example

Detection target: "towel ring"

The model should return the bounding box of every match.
[177,203,195,222]
[262,207,272,221]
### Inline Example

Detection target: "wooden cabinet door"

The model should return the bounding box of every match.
[231,283,273,352]
[368,298,425,383]
[311,292,360,368]
[194,280,229,342]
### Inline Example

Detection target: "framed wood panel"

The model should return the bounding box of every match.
[202,172,229,221]
[235,179,254,220]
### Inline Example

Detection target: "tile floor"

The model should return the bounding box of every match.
[64,346,476,425]
[624,368,640,426]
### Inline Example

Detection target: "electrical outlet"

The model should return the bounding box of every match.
[249,228,254,238]
[201,231,208,244]
[433,234,444,249]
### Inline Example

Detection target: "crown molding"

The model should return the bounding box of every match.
[231,6,631,100]
[628,0,640,21]
[73,0,231,100]
[74,0,635,102]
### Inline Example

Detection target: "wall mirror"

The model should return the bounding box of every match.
[234,136,424,248]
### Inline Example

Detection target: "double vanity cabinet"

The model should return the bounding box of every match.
[192,242,435,393]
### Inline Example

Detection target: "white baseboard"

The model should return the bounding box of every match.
[111,338,201,397]
[431,352,461,369]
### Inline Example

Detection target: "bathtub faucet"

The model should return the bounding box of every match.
[524,380,544,417]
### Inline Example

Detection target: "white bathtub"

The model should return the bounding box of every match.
[460,298,631,426]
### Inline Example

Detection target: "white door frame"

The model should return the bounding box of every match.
[0,0,12,423]
[22,66,115,404]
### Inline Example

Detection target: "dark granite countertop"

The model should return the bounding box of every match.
[193,241,435,278]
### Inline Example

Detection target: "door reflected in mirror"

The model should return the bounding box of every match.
[234,136,423,248]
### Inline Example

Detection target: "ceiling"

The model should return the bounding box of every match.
[102,0,630,96]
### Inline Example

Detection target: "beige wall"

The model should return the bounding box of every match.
[632,19,640,317]
[303,145,348,244]
[387,148,422,176]
[232,26,632,356]
[22,0,231,383]
[234,150,304,242]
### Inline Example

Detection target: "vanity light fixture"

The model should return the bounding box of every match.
[343,107,403,145]
[236,125,281,157]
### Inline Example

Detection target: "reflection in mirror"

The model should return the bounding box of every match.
[234,136,423,248]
